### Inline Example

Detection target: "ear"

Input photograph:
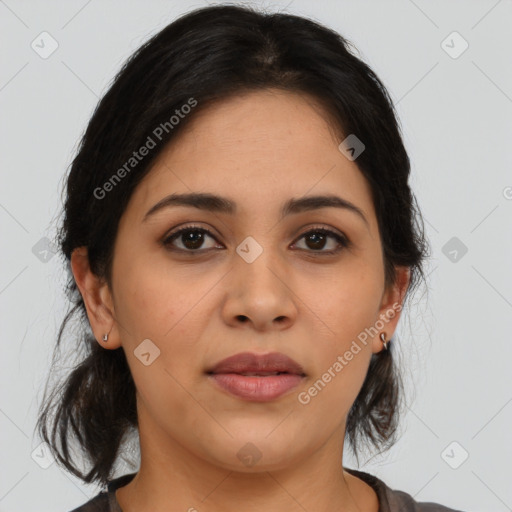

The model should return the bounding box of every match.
[372,266,411,354]
[70,247,121,349]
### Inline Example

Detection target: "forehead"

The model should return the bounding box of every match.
[170,89,342,155]
[126,89,376,230]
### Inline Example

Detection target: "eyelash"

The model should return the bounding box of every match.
[162,224,351,256]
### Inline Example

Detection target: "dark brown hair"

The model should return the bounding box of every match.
[37,3,429,486]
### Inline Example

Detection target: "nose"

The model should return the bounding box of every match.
[221,249,298,332]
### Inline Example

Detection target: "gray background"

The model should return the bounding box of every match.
[1,0,511,511]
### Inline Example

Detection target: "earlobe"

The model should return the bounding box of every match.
[373,266,411,353]
[70,247,121,349]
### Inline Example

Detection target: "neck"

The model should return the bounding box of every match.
[115,403,377,512]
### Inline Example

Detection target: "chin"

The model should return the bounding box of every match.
[200,435,310,474]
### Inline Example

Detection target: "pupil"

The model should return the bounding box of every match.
[184,230,203,249]
[307,233,325,250]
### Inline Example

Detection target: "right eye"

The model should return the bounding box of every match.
[162,225,222,253]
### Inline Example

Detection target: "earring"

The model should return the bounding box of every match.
[101,325,114,343]
[380,332,388,350]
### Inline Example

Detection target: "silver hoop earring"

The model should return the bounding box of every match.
[380,332,388,350]
[102,333,109,342]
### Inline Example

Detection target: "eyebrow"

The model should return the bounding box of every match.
[143,192,369,228]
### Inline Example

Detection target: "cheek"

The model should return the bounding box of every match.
[112,269,165,340]
[306,260,383,340]
[298,351,371,441]
[296,263,381,413]
[297,314,374,431]
[112,257,210,386]
[112,252,199,342]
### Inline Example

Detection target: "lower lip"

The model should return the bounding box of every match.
[208,373,304,401]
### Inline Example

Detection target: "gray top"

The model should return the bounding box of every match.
[70,468,465,512]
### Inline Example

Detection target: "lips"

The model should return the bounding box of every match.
[206,351,306,376]
[206,352,306,402]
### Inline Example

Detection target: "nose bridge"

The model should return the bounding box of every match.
[235,233,284,292]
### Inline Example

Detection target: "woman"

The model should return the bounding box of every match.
[37,4,464,511]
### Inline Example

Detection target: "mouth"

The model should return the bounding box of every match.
[218,371,293,376]
[205,352,306,402]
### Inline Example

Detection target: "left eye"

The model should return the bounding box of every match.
[162,226,350,254]
[292,228,350,254]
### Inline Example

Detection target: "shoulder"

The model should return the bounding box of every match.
[384,487,466,512]
[69,473,137,512]
[345,467,466,512]
[69,491,111,512]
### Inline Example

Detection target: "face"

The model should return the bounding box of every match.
[74,89,409,473]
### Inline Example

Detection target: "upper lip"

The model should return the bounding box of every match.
[206,352,306,376]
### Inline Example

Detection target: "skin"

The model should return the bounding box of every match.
[71,89,410,512]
